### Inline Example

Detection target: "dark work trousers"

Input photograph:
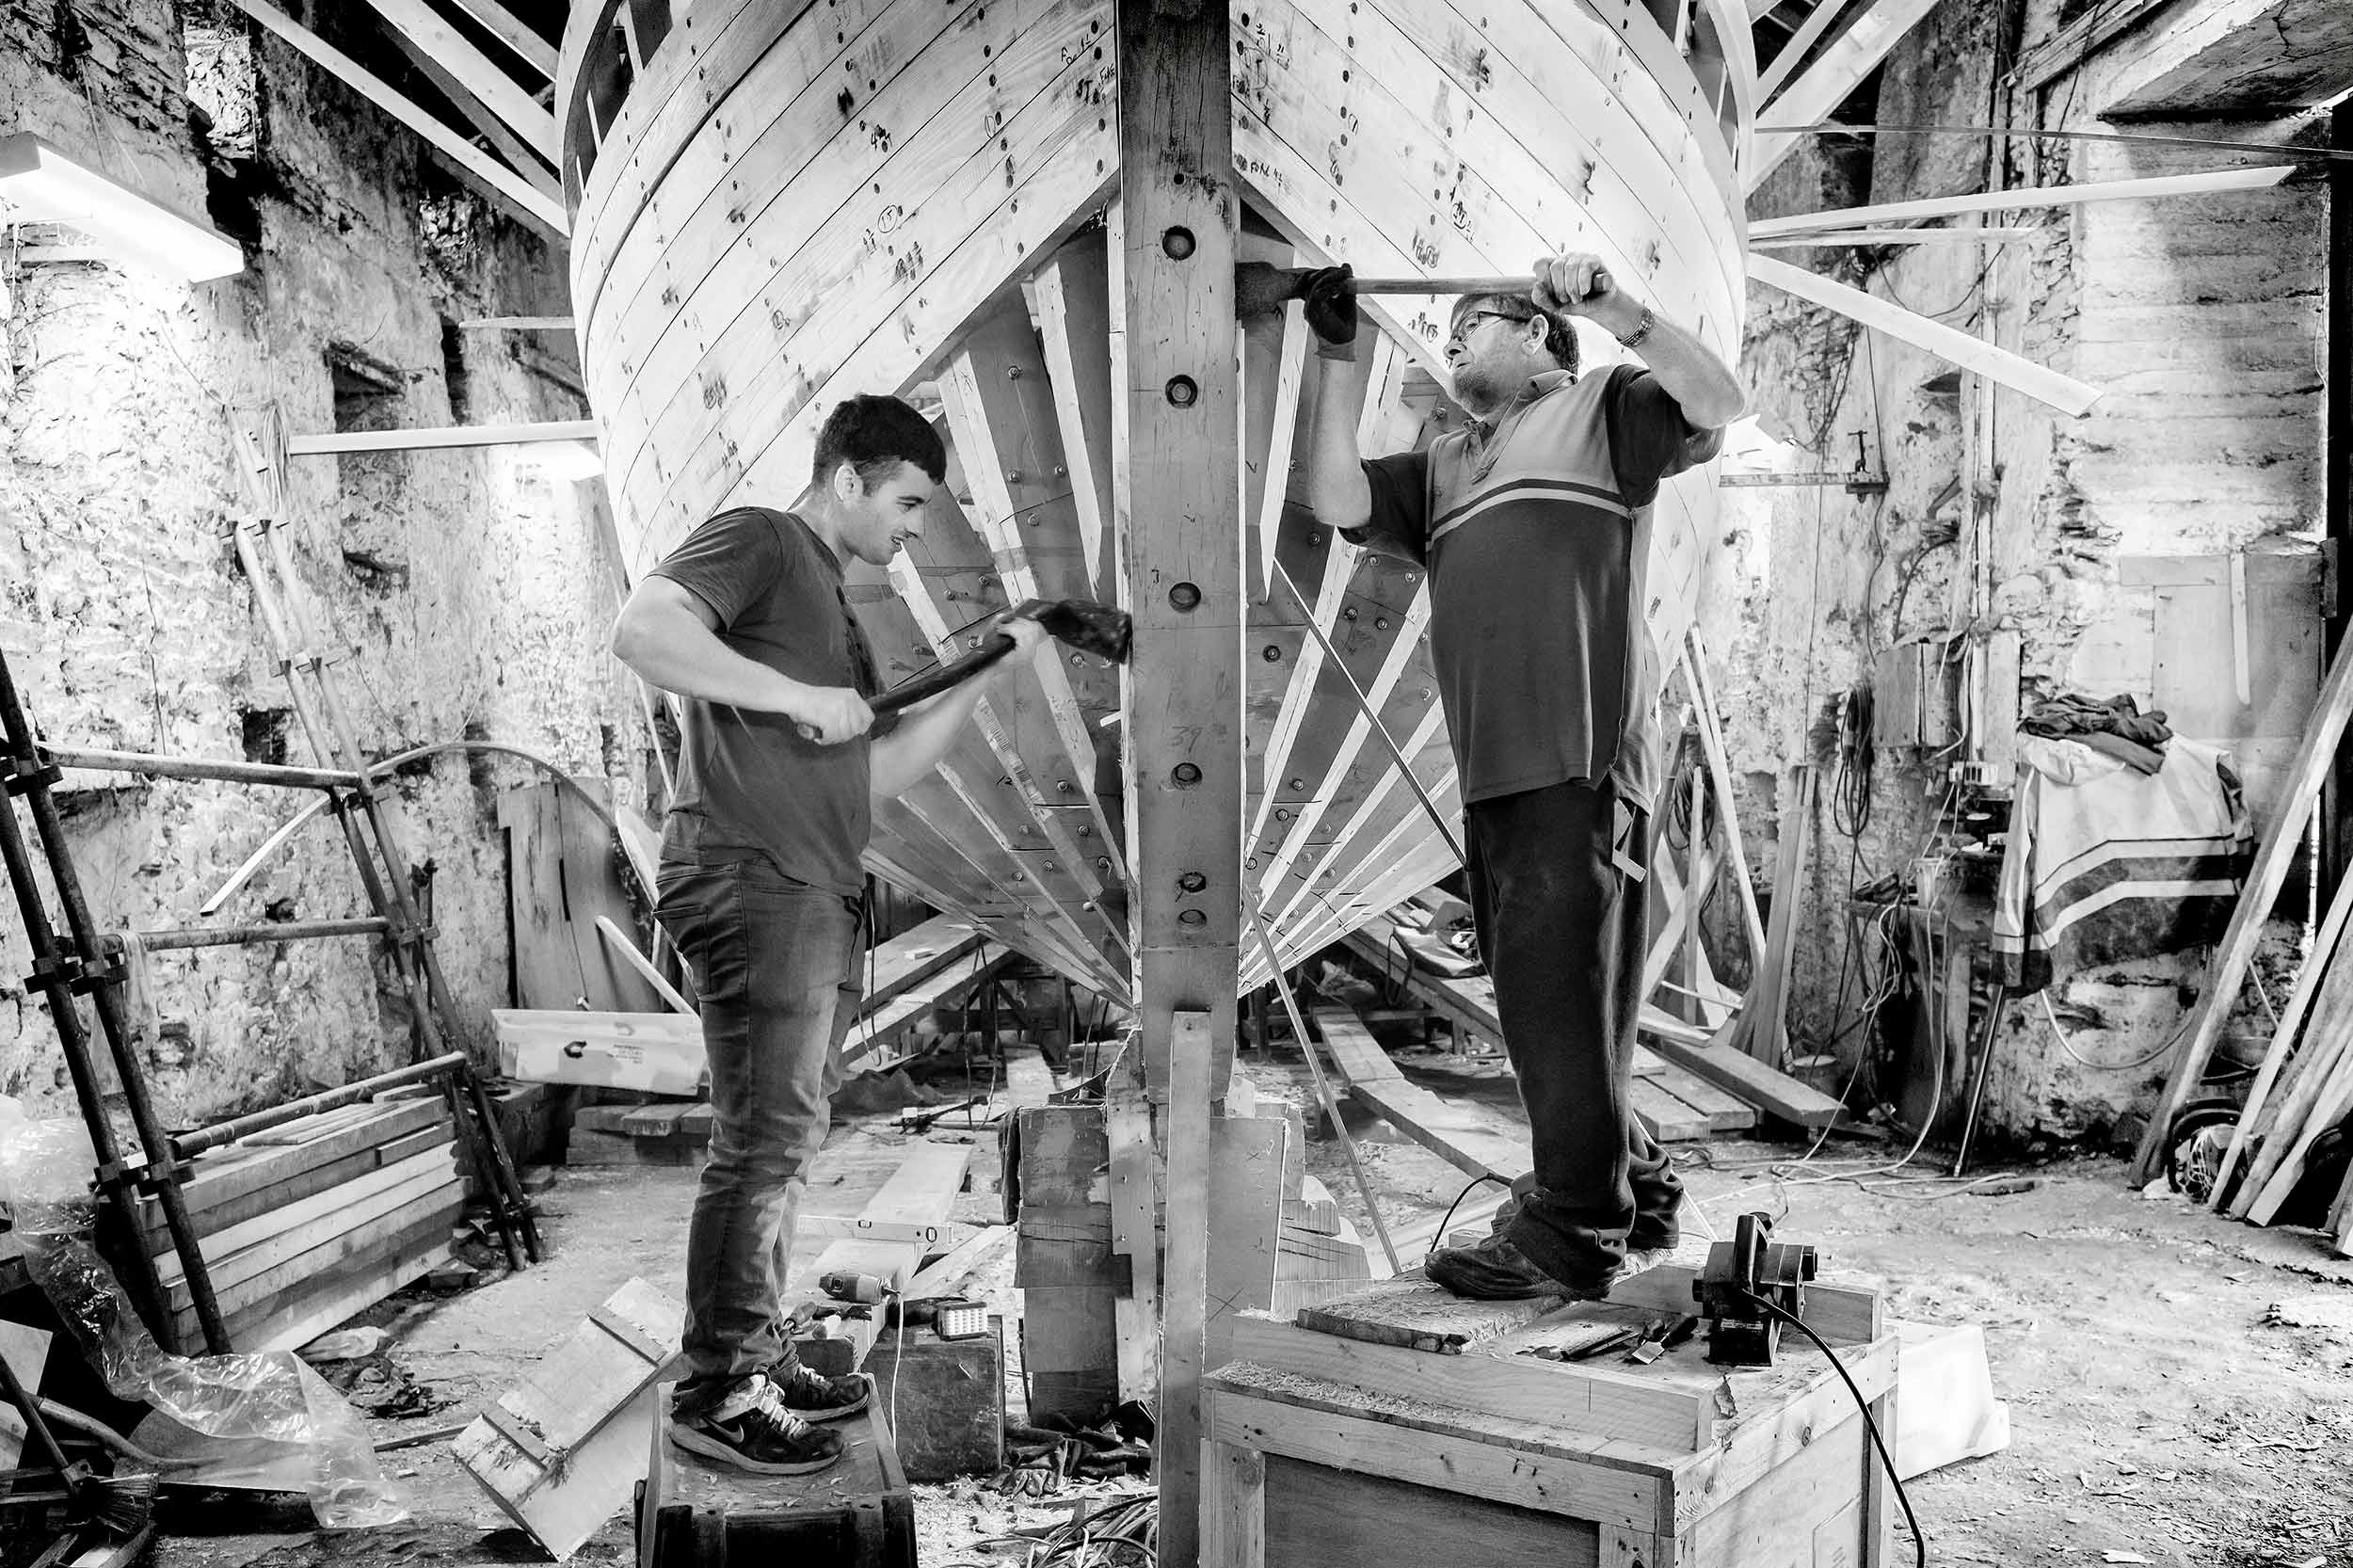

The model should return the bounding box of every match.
[1464,776,1684,1288]
[655,834,864,1395]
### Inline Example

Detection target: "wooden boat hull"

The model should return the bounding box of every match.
[560,0,1753,1002]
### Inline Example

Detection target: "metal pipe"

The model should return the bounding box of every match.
[126,917,389,952]
[0,1336,74,1479]
[1272,561,1465,868]
[0,654,231,1352]
[1242,898,1401,1273]
[172,1051,469,1158]
[1949,986,2008,1178]
[40,744,361,791]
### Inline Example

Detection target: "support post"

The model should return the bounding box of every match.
[1112,3,1241,1560]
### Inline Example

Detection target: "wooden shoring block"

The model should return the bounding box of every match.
[1201,1439,1267,1568]
[454,1278,686,1560]
[1106,1094,1162,1403]
[1160,1009,1218,1559]
[1206,1116,1290,1368]
[1229,1314,1711,1452]
[791,1140,972,1373]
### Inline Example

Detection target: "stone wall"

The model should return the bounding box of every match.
[1715,0,2331,1145]
[0,1,648,1123]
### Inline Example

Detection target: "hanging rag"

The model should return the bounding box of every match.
[1992,735,2251,993]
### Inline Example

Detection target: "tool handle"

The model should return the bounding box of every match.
[793,632,1017,741]
[1350,269,1614,300]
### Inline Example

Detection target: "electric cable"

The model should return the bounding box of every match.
[1426,1172,1511,1264]
[1743,1288,1928,1568]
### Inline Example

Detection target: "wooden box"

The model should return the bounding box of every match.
[637,1383,914,1568]
[1202,1266,1898,1568]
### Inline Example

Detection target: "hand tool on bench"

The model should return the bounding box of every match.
[1235,262,1612,318]
[797,597,1130,740]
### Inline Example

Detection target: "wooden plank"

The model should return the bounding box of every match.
[1294,1280,1564,1353]
[234,1237,454,1355]
[2211,863,2353,1202]
[1753,0,1860,101]
[1202,1440,1268,1568]
[1033,229,1118,597]
[859,915,990,1015]
[139,1097,447,1232]
[1227,1315,1710,1452]
[1107,1094,1163,1403]
[1749,254,2103,418]
[1205,1371,1669,1532]
[1643,1025,1845,1128]
[455,1279,686,1560]
[1206,1117,1290,1368]
[172,1185,463,1339]
[1314,1008,1529,1180]
[1644,1062,1754,1131]
[2133,627,2353,1183]
[444,0,556,78]
[792,1140,973,1371]
[1161,1010,1218,1562]
[358,0,560,164]
[153,1144,458,1288]
[285,421,600,456]
[493,1008,706,1096]
[1609,1262,1884,1348]
[1749,0,1945,186]
[841,944,1018,1064]
[1749,165,2300,239]
[222,0,566,236]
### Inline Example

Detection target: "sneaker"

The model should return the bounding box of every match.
[670,1375,844,1474]
[1426,1233,1611,1302]
[767,1362,872,1423]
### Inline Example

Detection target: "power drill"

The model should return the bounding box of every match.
[819,1270,890,1304]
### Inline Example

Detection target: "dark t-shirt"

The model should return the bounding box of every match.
[647,507,883,895]
[1348,365,1721,811]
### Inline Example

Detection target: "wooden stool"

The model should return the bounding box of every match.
[1200,1265,1898,1568]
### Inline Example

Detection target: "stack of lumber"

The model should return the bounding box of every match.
[141,1096,462,1351]
[2207,866,2353,1253]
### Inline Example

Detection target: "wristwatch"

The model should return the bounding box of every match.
[1615,307,1656,350]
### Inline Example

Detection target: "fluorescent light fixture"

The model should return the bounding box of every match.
[0,131,244,282]
[531,440,607,482]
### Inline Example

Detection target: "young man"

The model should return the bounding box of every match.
[1299,253,1745,1302]
[611,394,1045,1473]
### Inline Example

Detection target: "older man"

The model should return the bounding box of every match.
[1299,254,1745,1301]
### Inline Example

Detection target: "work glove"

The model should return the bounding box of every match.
[1297,264,1358,359]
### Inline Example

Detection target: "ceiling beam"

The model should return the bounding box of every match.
[443,0,557,79]
[354,0,558,162]
[1747,253,2102,416]
[1750,164,2298,236]
[1755,0,1860,104]
[371,9,561,203]
[1749,0,1945,189]
[226,0,567,238]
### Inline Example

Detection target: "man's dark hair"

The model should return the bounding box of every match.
[809,393,947,487]
[1460,293,1580,378]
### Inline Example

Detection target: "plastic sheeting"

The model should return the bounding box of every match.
[0,1105,408,1528]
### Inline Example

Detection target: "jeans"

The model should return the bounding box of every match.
[655,833,863,1390]
[1464,776,1684,1288]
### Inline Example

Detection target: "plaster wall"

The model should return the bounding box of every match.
[1715,0,2329,1144]
[0,0,648,1124]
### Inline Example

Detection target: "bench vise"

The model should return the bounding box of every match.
[1693,1211,1817,1366]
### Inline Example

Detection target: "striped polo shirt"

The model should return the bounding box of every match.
[1349,365,1721,811]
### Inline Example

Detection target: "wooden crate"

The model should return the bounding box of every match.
[1202,1268,1897,1568]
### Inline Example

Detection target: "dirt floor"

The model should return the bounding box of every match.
[141,1037,2353,1568]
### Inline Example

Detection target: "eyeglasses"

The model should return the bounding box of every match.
[1446,309,1534,349]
